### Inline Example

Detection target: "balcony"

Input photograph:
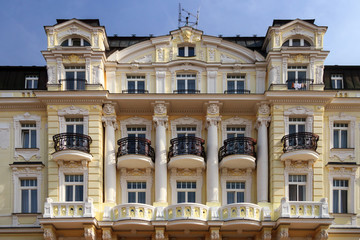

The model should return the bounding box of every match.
[52,133,92,161]
[165,203,209,221]
[117,137,155,169]
[286,79,313,90]
[219,203,262,221]
[59,78,86,90]
[224,89,251,94]
[173,89,200,94]
[112,203,155,221]
[43,198,95,218]
[168,136,206,168]
[219,137,257,169]
[122,89,149,94]
[281,132,319,161]
[277,197,329,219]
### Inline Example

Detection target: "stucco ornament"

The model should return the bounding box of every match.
[210,229,220,240]
[208,48,215,61]
[134,54,152,63]
[258,103,270,115]
[154,103,167,115]
[44,228,56,240]
[207,103,220,115]
[102,229,112,240]
[220,53,236,63]
[316,65,324,84]
[103,103,115,115]
[181,29,192,42]
[47,66,56,84]
[84,227,95,240]
[157,48,164,61]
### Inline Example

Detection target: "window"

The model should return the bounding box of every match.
[331,74,343,89]
[64,66,86,90]
[177,181,196,203]
[65,175,84,202]
[333,123,348,148]
[66,117,84,134]
[289,175,306,201]
[61,38,91,47]
[126,76,145,93]
[226,182,245,204]
[25,75,38,89]
[21,123,37,148]
[287,66,307,90]
[226,75,246,94]
[333,179,348,213]
[282,39,311,47]
[176,74,197,93]
[178,46,195,57]
[176,126,196,137]
[226,126,245,139]
[127,182,146,204]
[289,118,306,134]
[20,179,37,213]
[127,126,147,154]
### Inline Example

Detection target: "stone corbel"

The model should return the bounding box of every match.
[43,225,56,240]
[84,225,96,240]
[102,228,112,240]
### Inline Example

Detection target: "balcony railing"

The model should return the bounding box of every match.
[281,132,319,153]
[53,133,92,153]
[277,197,329,219]
[112,203,155,221]
[59,78,86,90]
[117,137,155,162]
[224,89,251,94]
[165,203,209,221]
[122,89,149,94]
[43,198,95,218]
[219,203,262,221]
[168,136,206,160]
[173,89,200,94]
[219,137,257,161]
[286,79,313,90]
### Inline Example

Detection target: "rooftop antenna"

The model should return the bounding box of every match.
[178,3,199,28]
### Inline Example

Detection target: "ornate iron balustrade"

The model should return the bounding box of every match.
[117,137,155,162]
[53,133,92,153]
[224,89,251,94]
[286,79,314,90]
[168,136,206,160]
[59,78,87,90]
[173,89,201,94]
[219,137,257,161]
[281,132,319,153]
[122,89,149,94]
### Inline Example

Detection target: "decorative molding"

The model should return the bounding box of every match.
[84,226,96,240]
[257,103,270,115]
[0,123,10,149]
[329,149,355,162]
[103,103,115,115]
[47,66,56,84]
[206,116,221,128]
[102,228,112,240]
[170,168,203,204]
[220,53,236,63]
[170,117,202,138]
[255,116,271,129]
[43,226,56,240]
[221,117,252,142]
[58,106,89,135]
[154,102,167,115]
[120,117,152,139]
[329,113,356,149]
[207,102,220,115]
[102,115,117,128]
[120,168,153,204]
[134,54,152,63]
[284,106,314,135]
[153,116,168,128]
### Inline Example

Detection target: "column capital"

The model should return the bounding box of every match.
[153,101,168,115]
[257,103,270,116]
[206,101,222,116]
[255,116,271,129]
[103,102,116,115]
[206,115,221,128]
[153,116,168,128]
[102,228,113,240]
[102,115,117,128]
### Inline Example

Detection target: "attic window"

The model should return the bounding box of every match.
[178,46,195,57]
[282,39,311,47]
[61,38,91,47]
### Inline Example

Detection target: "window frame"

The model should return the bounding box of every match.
[284,106,314,135]
[20,179,38,213]
[126,75,146,93]
[120,117,152,140]
[59,163,88,202]
[178,46,195,57]
[329,115,355,150]
[176,181,197,203]
[225,181,246,204]
[331,74,343,89]
[288,175,307,201]
[58,106,89,135]
[171,117,202,139]
[332,179,348,213]
[25,75,39,89]
[64,174,84,202]
[21,123,37,149]
[60,38,91,47]
[333,123,348,149]
[176,73,197,93]
[226,74,246,93]
[127,181,147,204]
[64,66,86,90]
[221,168,252,205]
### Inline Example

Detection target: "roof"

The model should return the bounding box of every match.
[272,19,316,27]
[106,36,151,56]
[222,36,266,56]
[0,66,47,90]
[56,19,101,27]
[324,65,360,90]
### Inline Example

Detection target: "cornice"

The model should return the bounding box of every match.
[265,91,335,104]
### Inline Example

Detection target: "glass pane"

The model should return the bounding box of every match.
[76,125,84,134]
[66,186,73,201]
[177,80,185,91]
[227,81,235,91]
[289,125,296,134]
[66,72,75,79]
[188,192,196,203]
[299,185,306,201]
[292,39,300,47]
[298,71,306,80]
[237,192,245,203]
[67,125,74,133]
[31,189,37,213]
[178,47,185,56]
[75,185,83,201]
[188,47,195,56]
[289,185,297,201]
[177,192,185,203]
[341,130,347,148]
[287,71,295,80]
[128,81,135,91]
[227,192,235,204]
[77,71,85,80]
[138,192,146,204]
[227,133,235,139]
[237,81,245,90]
[137,81,145,91]
[334,130,339,148]
[31,130,36,148]
[22,130,29,148]
[333,190,339,213]
[128,192,136,203]
[72,38,81,46]
[298,124,305,133]
[21,190,29,213]
[341,190,348,213]
[27,80,32,89]
[188,80,196,90]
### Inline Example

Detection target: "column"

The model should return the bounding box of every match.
[256,103,271,203]
[102,103,117,203]
[206,102,221,204]
[153,102,168,204]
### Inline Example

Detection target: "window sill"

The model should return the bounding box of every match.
[14,148,40,161]
[12,212,41,216]
[15,148,39,150]
[331,213,356,216]
[330,148,354,162]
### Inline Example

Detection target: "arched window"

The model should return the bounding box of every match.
[282,39,311,47]
[61,38,91,47]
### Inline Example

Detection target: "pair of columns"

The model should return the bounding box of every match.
[102,102,271,204]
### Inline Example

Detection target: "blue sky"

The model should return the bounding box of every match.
[0,0,359,66]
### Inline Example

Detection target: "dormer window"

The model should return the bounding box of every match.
[178,46,195,57]
[61,38,91,47]
[282,39,311,47]
[25,75,38,89]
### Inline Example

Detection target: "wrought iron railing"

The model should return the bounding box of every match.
[53,133,92,153]
[117,137,155,162]
[224,89,251,94]
[59,78,87,90]
[219,137,257,161]
[173,89,201,94]
[281,132,319,153]
[286,79,313,90]
[168,136,206,160]
[122,89,149,94]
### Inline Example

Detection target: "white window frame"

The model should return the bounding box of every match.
[120,117,152,140]
[284,106,313,135]
[176,181,197,203]
[25,75,39,89]
[58,106,89,135]
[288,117,306,133]
[226,75,246,93]
[126,75,146,92]
[65,117,84,133]
[170,168,203,205]
[333,123,348,148]
[176,73,197,92]
[221,168,252,205]
[21,123,37,148]
[328,165,356,214]
[288,174,307,201]
[332,179,349,214]
[221,117,252,143]
[120,168,153,205]
[19,179,38,213]
[64,174,84,202]
[284,160,313,201]
[11,163,43,214]
[178,46,195,57]
[61,38,90,47]
[169,65,203,93]
[331,74,343,89]
[284,39,310,47]
[14,113,41,161]
[171,117,202,139]
[127,181,147,204]
[225,181,246,204]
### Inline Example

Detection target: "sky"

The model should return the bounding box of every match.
[0,0,359,66]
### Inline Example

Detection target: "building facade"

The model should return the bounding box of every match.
[0,18,359,239]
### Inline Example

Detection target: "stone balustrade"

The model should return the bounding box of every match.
[219,203,262,221]
[278,197,329,218]
[43,198,94,218]
[165,203,209,221]
[112,203,155,221]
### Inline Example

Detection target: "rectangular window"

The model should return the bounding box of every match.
[25,75,39,89]
[21,123,37,148]
[333,179,348,213]
[287,66,307,90]
[65,118,84,134]
[127,126,147,154]
[176,74,196,93]
[65,175,84,202]
[20,179,37,213]
[176,126,196,137]
[289,175,306,201]
[226,126,246,139]
[227,75,246,94]
[178,46,195,57]
[331,74,343,89]
[126,76,146,93]
[64,66,86,90]
[333,123,348,148]
[127,182,146,204]
[177,181,196,203]
[226,182,245,204]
